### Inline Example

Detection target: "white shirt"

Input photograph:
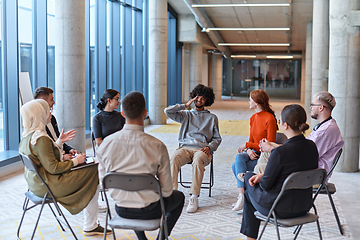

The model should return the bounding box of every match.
[96,124,173,208]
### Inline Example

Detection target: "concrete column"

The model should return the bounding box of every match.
[305,22,313,122]
[55,0,86,152]
[148,0,167,124]
[329,0,360,172]
[312,0,329,96]
[211,54,223,101]
[189,43,203,91]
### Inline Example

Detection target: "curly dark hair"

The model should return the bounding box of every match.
[189,84,215,107]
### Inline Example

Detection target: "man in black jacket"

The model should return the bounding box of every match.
[34,87,78,156]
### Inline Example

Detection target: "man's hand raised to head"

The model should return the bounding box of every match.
[185,96,198,108]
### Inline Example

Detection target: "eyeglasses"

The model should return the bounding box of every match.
[114,97,120,102]
[310,103,322,108]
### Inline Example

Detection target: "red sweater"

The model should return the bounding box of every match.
[245,111,277,152]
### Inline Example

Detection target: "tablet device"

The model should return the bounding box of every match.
[71,156,97,171]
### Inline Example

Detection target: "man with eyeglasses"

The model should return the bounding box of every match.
[260,91,343,183]
[306,91,344,181]
[34,87,79,158]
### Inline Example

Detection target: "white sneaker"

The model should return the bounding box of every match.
[232,194,244,211]
[186,197,199,213]
[237,173,245,182]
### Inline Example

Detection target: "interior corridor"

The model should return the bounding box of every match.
[1,100,359,240]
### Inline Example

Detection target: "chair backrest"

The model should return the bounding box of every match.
[102,172,161,194]
[271,168,327,212]
[275,132,287,144]
[91,131,96,156]
[19,152,40,175]
[281,168,327,191]
[327,148,342,177]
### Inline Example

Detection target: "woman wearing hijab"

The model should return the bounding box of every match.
[19,99,110,236]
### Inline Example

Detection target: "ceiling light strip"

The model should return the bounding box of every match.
[206,28,290,31]
[231,55,257,58]
[219,43,290,47]
[266,55,294,59]
[192,3,290,8]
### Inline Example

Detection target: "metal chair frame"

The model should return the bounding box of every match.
[313,148,344,235]
[17,153,78,240]
[178,156,214,197]
[255,168,327,240]
[102,172,168,240]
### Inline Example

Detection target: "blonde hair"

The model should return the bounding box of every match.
[313,91,336,109]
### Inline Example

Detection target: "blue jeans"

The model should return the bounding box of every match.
[232,151,259,188]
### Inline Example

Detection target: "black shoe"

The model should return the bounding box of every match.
[84,225,112,236]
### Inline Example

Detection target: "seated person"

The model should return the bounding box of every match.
[232,90,277,211]
[93,89,125,146]
[19,99,110,236]
[96,91,184,240]
[258,91,344,184]
[34,87,79,160]
[164,84,222,213]
[240,104,319,240]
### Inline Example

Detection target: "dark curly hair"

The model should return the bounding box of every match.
[189,84,215,107]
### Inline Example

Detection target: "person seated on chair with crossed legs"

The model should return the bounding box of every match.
[96,91,185,240]
[240,104,318,240]
[259,91,344,185]
[164,84,222,213]
[19,99,111,236]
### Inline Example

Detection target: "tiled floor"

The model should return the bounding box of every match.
[0,100,359,240]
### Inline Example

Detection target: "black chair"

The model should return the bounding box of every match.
[102,172,168,240]
[255,168,327,240]
[91,131,96,157]
[17,152,78,240]
[313,148,344,235]
[178,155,214,197]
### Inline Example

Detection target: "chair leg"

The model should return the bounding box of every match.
[47,203,66,231]
[316,219,323,240]
[55,205,78,240]
[293,224,303,240]
[31,198,47,239]
[17,197,30,240]
[325,187,344,235]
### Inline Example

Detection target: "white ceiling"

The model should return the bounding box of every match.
[168,0,313,55]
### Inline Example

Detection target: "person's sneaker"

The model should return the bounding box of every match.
[232,194,244,211]
[237,173,245,182]
[84,225,112,236]
[186,197,199,213]
[98,205,107,213]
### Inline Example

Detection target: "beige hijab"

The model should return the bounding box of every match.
[20,99,51,145]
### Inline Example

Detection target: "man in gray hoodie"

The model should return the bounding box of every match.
[164,84,222,213]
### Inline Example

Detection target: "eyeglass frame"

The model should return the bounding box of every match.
[310,102,324,108]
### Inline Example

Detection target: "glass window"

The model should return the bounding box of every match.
[0,1,3,152]
[226,59,301,100]
[47,0,55,90]
[89,2,96,123]
[18,0,33,86]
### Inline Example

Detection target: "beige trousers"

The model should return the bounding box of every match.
[170,146,212,196]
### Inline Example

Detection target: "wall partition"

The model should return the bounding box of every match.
[223,58,302,100]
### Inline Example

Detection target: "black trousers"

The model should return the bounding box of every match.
[240,172,307,239]
[115,190,185,240]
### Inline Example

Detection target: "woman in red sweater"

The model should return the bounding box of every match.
[231,90,277,211]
